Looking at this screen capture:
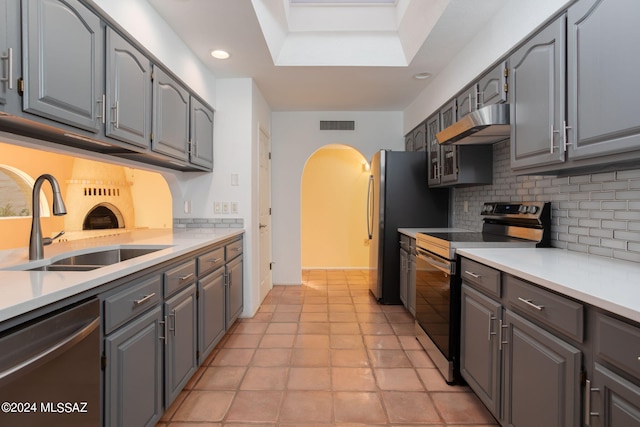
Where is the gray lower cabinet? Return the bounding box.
[189,96,214,169]
[152,66,190,161]
[198,267,226,362]
[399,242,408,308]
[460,284,501,416]
[22,0,104,133]
[502,310,581,427]
[407,248,416,316]
[399,234,416,316]
[164,283,198,407]
[226,254,243,327]
[510,12,566,170]
[106,28,152,149]
[460,258,582,427]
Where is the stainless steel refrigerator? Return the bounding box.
[367,150,449,304]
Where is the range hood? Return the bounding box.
[436,103,510,145]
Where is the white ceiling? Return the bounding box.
[146,0,508,111]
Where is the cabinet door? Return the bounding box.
[0,0,19,110]
[503,310,581,427]
[592,363,640,427]
[440,99,459,183]
[412,123,426,152]
[407,251,416,317]
[404,132,414,152]
[199,267,226,362]
[226,255,243,327]
[567,0,640,160]
[106,28,152,148]
[190,96,214,169]
[510,15,566,170]
[22,0,104,132]
[399,248,408,307]
[105,306,163,427]
[460,285,501,417]
[478,61,507,107]
[165,284,198,407]
[426,113,441,186]
[152,66,190,161]
[456,84,478,119]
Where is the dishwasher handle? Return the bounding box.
[0,317,99,387]
[416,248,453,275]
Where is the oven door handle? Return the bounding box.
[416,248,452,275]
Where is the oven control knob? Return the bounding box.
[528,205,538,214]
[482,204,493,213]
[518,205,527,213]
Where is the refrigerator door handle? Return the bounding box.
[366,175,374,239]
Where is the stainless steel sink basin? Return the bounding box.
[13,246,171,272]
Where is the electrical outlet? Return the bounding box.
[464,200,469,213]
[222,201,230,214]
[184,200,191,214]
[230,201,239,214]
[214,201,222,214]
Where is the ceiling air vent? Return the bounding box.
[320,120,355,131]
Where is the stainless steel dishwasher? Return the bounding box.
[0,299,100,426]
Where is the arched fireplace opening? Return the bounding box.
[83,203,124,230]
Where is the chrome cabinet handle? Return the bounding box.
[499,319,509,351]
[111,101,119,128]
[562,120,572,151]
[96,94,105,124]
[488,315,497,341]
[178,273,194,282]
[159,316,167,342]
[517,297,544,311]
[207,257,223,263]
[169,311,176,336]
[584,379,600,426]
[464,270,481,279]
[1,47,13,89]
[550,125,561,154]
[133,293,156,306]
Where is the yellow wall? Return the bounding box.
[301,145,370,268]
[0,141,172,250]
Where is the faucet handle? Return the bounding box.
[43,230,65,246]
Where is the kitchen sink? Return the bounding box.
[6,246,172,272]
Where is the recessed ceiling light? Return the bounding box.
[210,49,230,59]
[413,72,431,80]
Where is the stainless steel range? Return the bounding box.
[414,201,551,384]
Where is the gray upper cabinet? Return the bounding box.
[0,0,19,110]
[412,123,426,152]
[152,66,190,161]
[456,84,478,119]
[404,131,414,151]
[566,0,640,160]
[510,13,566,170]
[426,113,441,186]
[478,61,507,107]
[22,0,104,133]
[190,96,214,169]
[106,28,152,149]
[440,99,458,183]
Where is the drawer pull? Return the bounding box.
[584,379,600,426]
[207,257,223,263]
[133,293,156,306]
[518,297,545,311]
[464,270,481,279]
[159,316,167,343]
[231,247,241,252]
[499,319,509,351]
[488,315,497,341]
[178,273,194,282]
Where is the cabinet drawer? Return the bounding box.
[197,246,224,276]
[504,275,583,342]
[104,275,162,334]
[164,260,196,296]
[595,313,640,381]
[225,239,243,261]
[461,258,501,298]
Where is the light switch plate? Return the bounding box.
[214,201,222,214]
[222,201,230,214]
[231,201,238,214]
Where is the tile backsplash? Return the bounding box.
[452,140,640,263]
[174,218,244,229]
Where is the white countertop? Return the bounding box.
[0,228,243,324]
[457,247,640,323]
[398,228,469,239]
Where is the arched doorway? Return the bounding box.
[301,144,370,269]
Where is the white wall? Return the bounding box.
[404,0,571,133]
[271,111,403,285]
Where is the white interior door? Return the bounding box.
[259,127,273,300]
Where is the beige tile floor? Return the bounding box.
[156,269,499,426]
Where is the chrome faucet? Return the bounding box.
[29,174,67,260]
